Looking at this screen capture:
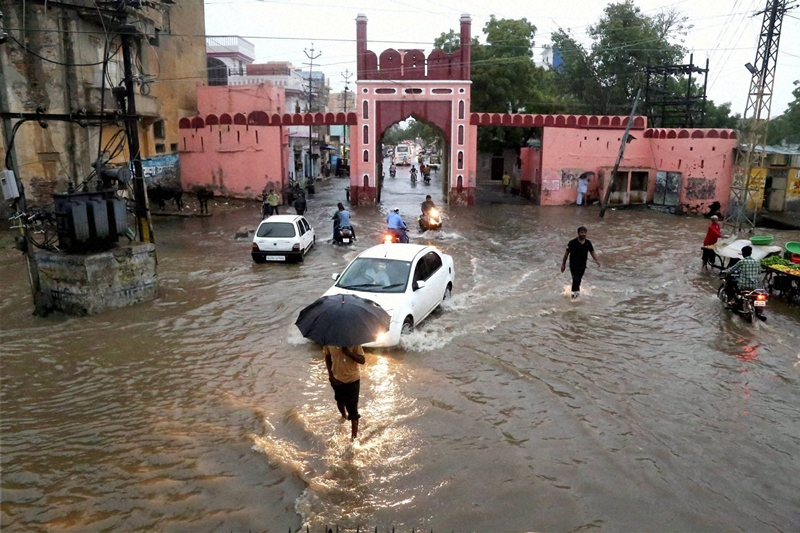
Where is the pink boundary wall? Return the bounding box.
[524,127,738,213]
[179,85,289,199]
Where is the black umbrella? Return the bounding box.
[295,294,391,347]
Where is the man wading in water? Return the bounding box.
[323,345,366,440]
[561,226,601,299]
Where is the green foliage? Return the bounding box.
[435,16,567,152]
[552,1,690,114]
[381,119,442,150]
[428,1,739,152]
[704,100,741,129]
[767,81,800,145]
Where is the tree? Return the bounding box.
[767,80,800,145]
[551,1,692,115]
[381,119,442,150]
[434,17,565,152]
[704,100,741,130]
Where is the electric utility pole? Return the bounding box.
[342,68,352,161]
[119,23,154,244]
[303,44,321,179]
[600,89,642,218]
[724,0,795,234]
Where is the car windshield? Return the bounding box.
[336,258,411,293]
[256,222,296,238]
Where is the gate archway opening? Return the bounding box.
[375,114,449,204]
[350,13,476,205]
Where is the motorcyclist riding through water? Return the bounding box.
[717,244,768,322]
[410,165,418,183]
[419,195,441,231]
[332,202,356,244]
[725,245,760,306]
[389,163,397,177]
[386,208,409,243]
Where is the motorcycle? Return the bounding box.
[410,170,417,184]
[336,225,355,245]
[382,227,409,244]
[418,208,442,231]
[717,270,768,323]
[389,168,396,178]
[423,170,431,184]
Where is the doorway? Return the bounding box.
[491,157,504,181]
[653,171,681,207]
[764,170,788,212]
[608,169,651,205]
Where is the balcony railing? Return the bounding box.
[206,36,256,62]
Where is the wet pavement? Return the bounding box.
[1,162,799,532]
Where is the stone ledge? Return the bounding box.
[33,244,158,315]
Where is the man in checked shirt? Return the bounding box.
[725,245,761,307]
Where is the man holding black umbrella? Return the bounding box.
[323,345,366,440]
[296,293,390,440]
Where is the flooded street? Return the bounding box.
[2,164,800,532]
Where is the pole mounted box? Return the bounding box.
[1,169,20,200]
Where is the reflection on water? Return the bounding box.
[251,355,422,529]
[1,171,800,532]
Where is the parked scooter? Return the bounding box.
[717,270,768,323]
[418,208,442,231]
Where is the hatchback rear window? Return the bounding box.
[256,222,296,238]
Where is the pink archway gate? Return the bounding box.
[351,13,476,205]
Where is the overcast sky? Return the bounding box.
[203,0,800,117]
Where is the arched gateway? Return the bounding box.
[350,14,477,205]
[180,13,737,215]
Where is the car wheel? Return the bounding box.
[401,316,414,335]
[443,283,452,301]
[312,235,316,248]
[298,249,305,263]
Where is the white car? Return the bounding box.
[323,243,455,347]
[251,215,315,263]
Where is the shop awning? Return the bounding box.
[320,144,340,153]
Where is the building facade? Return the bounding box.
[0,0,206,210]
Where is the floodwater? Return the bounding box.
[2,162,800,532]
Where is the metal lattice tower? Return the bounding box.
[725,0,795,234]
[644,54,710,128]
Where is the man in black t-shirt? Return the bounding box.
[561,226,601,298]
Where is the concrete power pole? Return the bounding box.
[724,0,795,234]
[303,44,321,179]
[120,23,154,244]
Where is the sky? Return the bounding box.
[203,0,800,117]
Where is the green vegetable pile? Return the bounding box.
[761,255,800,272]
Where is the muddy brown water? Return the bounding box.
[2,167,799,532]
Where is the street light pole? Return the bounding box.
[303,44,321,179]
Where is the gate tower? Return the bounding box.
[350,13,477,205]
